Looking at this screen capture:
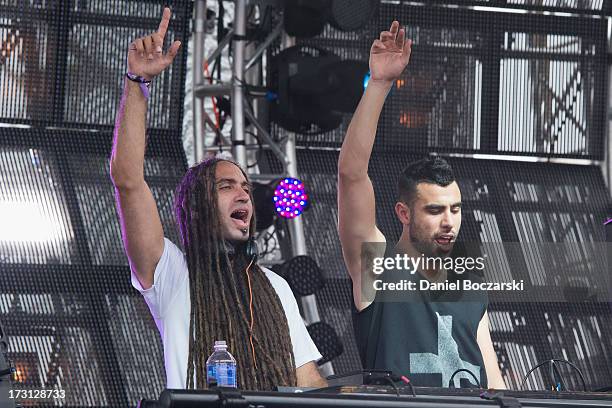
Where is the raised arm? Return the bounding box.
[110,7,181,289]
[337,21,411,310]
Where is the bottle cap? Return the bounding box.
[214,340,227,349]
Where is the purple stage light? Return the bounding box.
[274,178,308,219]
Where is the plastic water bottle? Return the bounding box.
[206,340,237,388]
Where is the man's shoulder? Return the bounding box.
[158,237,189,273]
[162,237,187,259]
[260,266,292,296]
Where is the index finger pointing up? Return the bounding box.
[157,7,171,39]
[389,21,399,34]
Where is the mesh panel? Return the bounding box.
[105,294,166,403]
[0,18,50,121]
[0,289,166,406]
[281,2,607,159]
[0,146,78,264]
[505,0,604,11]
[0,1,185,129]
[69,155,182,266]
[64,24,179,128]
[1,1,191,406]
[490,303,612,391]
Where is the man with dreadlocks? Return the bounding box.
[110,8,326,391]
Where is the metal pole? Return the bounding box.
[232,0,247,167]
[280,32,311,280]
[606,66,612,198]
[245,22,283,71]
[284,135,309,260]
[205,27,234,66]
[606,18,612,198]
[192,0,207,163]
[244,106,289,168]
[280,32,333,377]
[194,83,232,98]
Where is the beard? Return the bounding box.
[409,221,454,258]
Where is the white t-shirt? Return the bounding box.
[131,237,322,389]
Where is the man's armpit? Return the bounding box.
[360,242,386,277]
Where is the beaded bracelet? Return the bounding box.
[125,72,152,99]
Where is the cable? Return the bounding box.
[521,360,551,391]
[521,359,587,392]
[522,359,555,391]
[216,0,225,77]
[245,258,257,369]
[448,368,481,388]
[382,376,400,397]
[399,375,416,397]
[260,229,278,258]
[244,130,262,169]
[246,3,257,23]
[255,229,276,258]
[202,61,221,129]
[234,77,269,98]
[555,359,587,392]
[552,361,566,392]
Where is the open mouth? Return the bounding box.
[434,235,454,246]
[230,209,249,226]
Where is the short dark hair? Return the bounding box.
[398,157,456,204]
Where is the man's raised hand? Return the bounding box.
[369,21,412,85]
[127,7,181,80]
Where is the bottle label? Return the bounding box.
[207,362,237,388]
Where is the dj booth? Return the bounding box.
[140,386,612,408]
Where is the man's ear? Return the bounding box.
[394,201,411,225]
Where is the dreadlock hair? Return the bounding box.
[398,157,456,206]
[174,157,297,391]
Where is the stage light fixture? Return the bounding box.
[306,322,344,365]
[270,45,368,133]
[283,0,329,37]
[281,255,325,296]
[329,0,378,32]
[273,178,309,219]
[283,0,378,38]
